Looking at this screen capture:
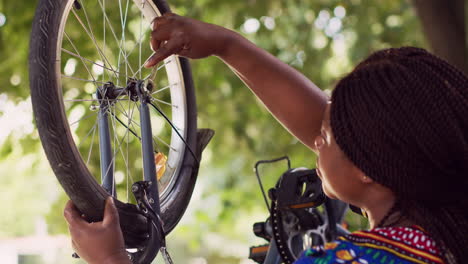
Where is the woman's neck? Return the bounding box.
[363,197,396,228]
[363,199,416,228]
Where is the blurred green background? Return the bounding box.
[0,0,465,263]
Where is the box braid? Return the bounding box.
[329,47,468,264]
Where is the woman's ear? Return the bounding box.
[361,175,373,184]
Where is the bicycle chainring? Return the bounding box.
[269,168,327,263]
[270,200,326,264]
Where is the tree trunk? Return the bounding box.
[411,0,468,74]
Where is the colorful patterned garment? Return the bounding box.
[294,226,444,264]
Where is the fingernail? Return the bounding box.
[145,54,157,68]
[144,59,154,68]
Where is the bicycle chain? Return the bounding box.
[160,247,174,264]
[271,199,325,264]
[271,200,296,264]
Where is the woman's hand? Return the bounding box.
[64,198,131,264]
[145,13,234,68]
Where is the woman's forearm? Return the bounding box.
[217,31,328,150]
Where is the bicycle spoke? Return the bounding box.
[143,58,172,81]
[151,84,175,95]
[133,55,159,79]
[101,109,134,189]
[64,99,98,102]
[112,105,175,151]
[113,97,136,121]
[114,110,142,140]
[77,118,99,150]
[62,48,128,78]
[102,0,106,82]
[113,124,135,182]
[116,99,180,136]
[78,1,119,79]
[63,32,98,88]
[149,101,199,163]
[150,97,178,108]
[145,65,158,82]
[64,98,127,102]
[61,75,109,85]
[85,121,99,166]
[139,6,142,79]
[124,25,149,66]
[113,100,143,130]
[153,134,177,152]
[71,7,119,81]
[118,0,131,86]
[102,105,125,188]
[114,103,138,125]
[97,0,136,77]
[109,110,142,141]
[116,143,132,193]
[148,100,180,131]
[69,111,99,127]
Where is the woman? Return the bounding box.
[64,13,468,264]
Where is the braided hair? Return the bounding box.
[329,47,468,264]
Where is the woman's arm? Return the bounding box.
[219,33,328,150]
[145,13,328,151]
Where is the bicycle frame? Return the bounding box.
[97,80,163,264]
[98,105,115,195]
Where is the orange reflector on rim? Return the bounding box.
[155,152,167,180]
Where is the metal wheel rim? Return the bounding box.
[54,0,188,204]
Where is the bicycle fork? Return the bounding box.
[97,80,167,264]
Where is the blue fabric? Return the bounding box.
[294,239,413,264]
[293,226,443,264]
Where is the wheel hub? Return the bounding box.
[96,78,154,103]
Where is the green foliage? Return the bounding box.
[0,1,37,98]
[0,0,430,262]
[0,142,59,237]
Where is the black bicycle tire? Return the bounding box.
[29,0,198,243]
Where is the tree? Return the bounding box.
[412,0,467,74]
[0,0,465,262]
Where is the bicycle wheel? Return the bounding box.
[29,0,198,245]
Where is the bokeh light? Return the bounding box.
[0,13,6,27]
[242,18,261,34]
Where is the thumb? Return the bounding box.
[103,197,120,227]
[64,200,87,228]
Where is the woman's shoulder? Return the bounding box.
[294,225,444,264]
